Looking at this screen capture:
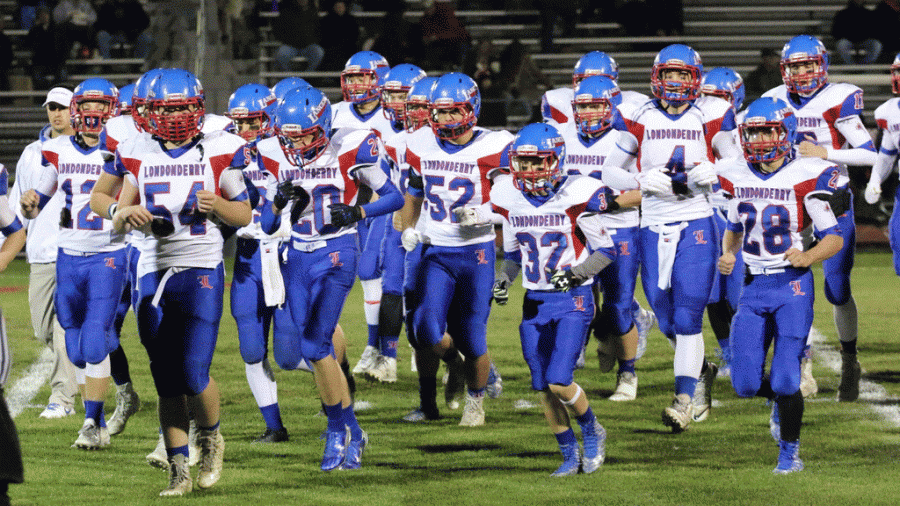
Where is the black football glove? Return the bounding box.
[273,180,295,211]
[492,279,509,306]
[329,203,364,228]
[59,208,72,228]
[547,268,580,292]
[150,216,175,237]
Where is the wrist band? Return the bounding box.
[107,203,118,220]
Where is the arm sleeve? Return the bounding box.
[826,114,876,166]
[871,129,899,184]
[804,195,841,236]
[0,195,23,236]
[218,167,250,201]
[569,247,616,279]
[497,257,521,286]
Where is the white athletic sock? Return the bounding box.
[673,333,704,379]
[84,356,110,379]
[245,360,278,408]
[75,365,86,385]
[833,295,858,343]
[361,278,382,326]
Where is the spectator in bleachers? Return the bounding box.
[27,6,65,89]
[370,0,421,66]
[320,1,360,70]
[53,0,98,59]
[95,0,152,60]
[647,0,683,36]
[745,48,782,103]
[0,19,12,93]
[874,0,900,61]
[537,0,577,53]
[832,0,882,65]
[18,1,50,32]
[498,38,552,122]
[417,0,470,71]
[272,0,325,72]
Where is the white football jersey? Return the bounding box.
[104,115,141,153]
[406,126,514,247]
[491,175,614,291]
[257,127,390,245]
[620,96,738,226]
[559,121,639,228]
[874,97,900,175]
[763,82,865,150]
[234,146,290,241]
[384,129,410,190]
[113,130,250,276]
[0,165,21,232]
[763,82,871,184]
[718,156,841,270]
[202,113,233,134]
[332,101,401,143]
[37,136,125,253]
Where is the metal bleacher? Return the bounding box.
[254,0,890,131]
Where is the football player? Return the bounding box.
[492,123,613,476]
[600,44,741,431]
[331,51,396,378]
[223,83,296,443]
[90,68,252,496]
[762,35,874,401]
[0,163,26,505]
[256,86,403,471]
[541,50,657,368]
[399,73,514,425]
[866,53,900,275]
[557,75,644,401]
[699,66,747,378]
[364,63,426,383]
[718,97,844,474]
[20,78,127,450]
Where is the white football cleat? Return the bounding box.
[608,371,638,401]
[352,346,379,375]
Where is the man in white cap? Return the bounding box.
[7,87,79,418]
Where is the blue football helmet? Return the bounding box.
[651,44,703,103]
[227,83,277,141]
[341,51,390,104]
[271,77,311,101]
[429,73,480,140]
[572,51,619,87]
[700,67,745,111]
[381,64,426,124]
[572,75,622,137]
[739,97,798,164]
[274,86,333,165]
[117,83,135,116]
[71,78,118,134]
[509,123,566,195]
[780,35,828,95]
[132,68,164,132]
[147,68,205,143]
[405,76,437,132]
[891,53,900,95]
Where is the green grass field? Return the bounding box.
[2,251,899,506]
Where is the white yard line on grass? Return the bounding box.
[809,326,900,427]
[7,347,54,418]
